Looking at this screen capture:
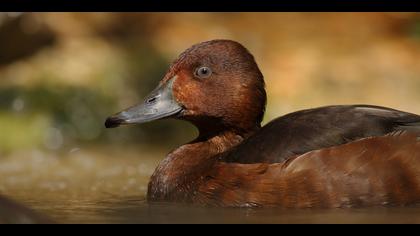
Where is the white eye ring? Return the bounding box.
[195,66,212,79]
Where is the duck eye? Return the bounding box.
[195,66,212,79]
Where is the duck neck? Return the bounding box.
[147,129,247,202]
[192,117,261,141]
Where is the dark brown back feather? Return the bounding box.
[221,105,420,164]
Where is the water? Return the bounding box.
[6,196,420,224]
[1,147,420,224]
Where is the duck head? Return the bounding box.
[105,40,266,137]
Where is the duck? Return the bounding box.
[105,39,420,208]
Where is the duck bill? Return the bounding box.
[105,77,183,128]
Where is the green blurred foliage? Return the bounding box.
[408,18,420,40]
[0,13,197,152]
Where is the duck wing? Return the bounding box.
[221,105,420,164]
[201,132,420,208]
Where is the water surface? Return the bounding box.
[1,147,420,224]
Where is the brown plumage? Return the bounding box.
[197,132,420,208]
[106,39,420,208]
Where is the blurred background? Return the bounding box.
[1,13,420,222]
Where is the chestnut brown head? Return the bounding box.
[105,40,266,136]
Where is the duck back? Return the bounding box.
[222,105,420,164]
